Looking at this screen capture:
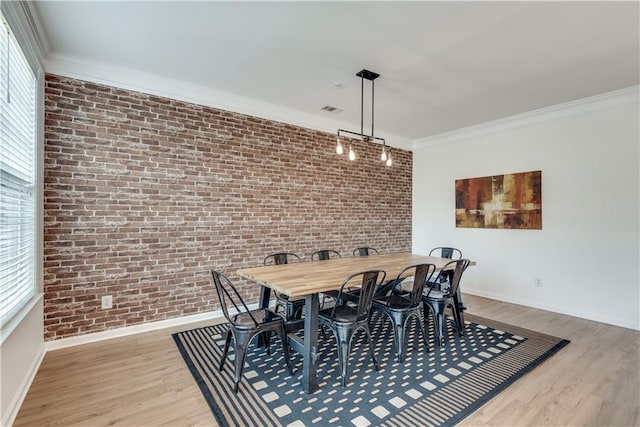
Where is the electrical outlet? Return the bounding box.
[101,295,113,309]
[534,277,543,288]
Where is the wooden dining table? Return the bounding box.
[237,252,472,393]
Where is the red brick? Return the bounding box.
[43,74,412,341]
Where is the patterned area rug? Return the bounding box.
[173,312,569,427]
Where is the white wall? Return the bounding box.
[1,298,45,426]
[413,87,639,330]
[1,2,46,425]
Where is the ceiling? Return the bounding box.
[30,1,639,146]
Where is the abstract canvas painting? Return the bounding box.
[455,170,542,229]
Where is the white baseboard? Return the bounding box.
[3,344,45,427]
[44,307,243,352]
[463,288,640,331]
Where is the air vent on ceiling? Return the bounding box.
[321,105,343,113]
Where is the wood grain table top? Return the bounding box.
[237,253,474,297]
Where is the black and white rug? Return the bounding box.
[173,312,569,427]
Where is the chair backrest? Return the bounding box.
[311,249,342,261]
[429,246,462,260]
[391,263,436,306]
[430,259,470,296]
[330,270,386,322]
[353,247,379,257]
[448,259,470,295]
[211,270,258,327]
[263,252,302,266]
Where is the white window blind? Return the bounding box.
[0,15,36,327]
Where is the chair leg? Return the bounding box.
[320,294,328,310]
[364,325,378,371]
[426,301,446,346]
[422,303,435,347]
[435,312,445,346]
[396,310,429,361]
[286,302,295,321]
[337,330,351,387]
[293,303,304,320]
[261,331,272,355]
[275,324,294,376]
[328,325,353,387]
[232,331,252,394]
[274,300,284,317]
[451,303,464,337]
[219,329,233,371]
[319,323,329,340]
[452,296,465,336]
[394,315,406,363]
[415,311,430,354]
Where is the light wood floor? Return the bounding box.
[13,295,640,426]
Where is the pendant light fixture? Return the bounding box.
[335,69,391,166]
[335,135,343,155]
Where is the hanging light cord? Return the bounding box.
[371,79,374,140]
[360,74,364,136]
[4,22,9,103]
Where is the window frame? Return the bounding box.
[0,4,44,342]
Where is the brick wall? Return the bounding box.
[43,74,412,340]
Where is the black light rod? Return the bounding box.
[360,74,364,136]
[371,79,375,138]
[337,129,386,145]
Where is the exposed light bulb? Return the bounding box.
[348,145,356,161]
[381,147,387,161]
[386,152,392,166]
[336,136,344,155]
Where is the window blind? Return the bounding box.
[0,15,36,327]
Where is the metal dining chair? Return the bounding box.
[353,247,379,257]
[429,246,465,316]
[311,249,342,261]
[372,263,436,362]
[422,259,470,346]
[311,250,343,308]
[264,252,305,321]
[429,246,462,260]
[318,269,386,387]
[211,270,293,393]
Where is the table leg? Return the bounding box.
[302,293,319,394]
[258,285,271,309]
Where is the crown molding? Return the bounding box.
[44,51,413,151]
[413,86,640,150]
[1,0,47,70]
[22,1,50,56]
